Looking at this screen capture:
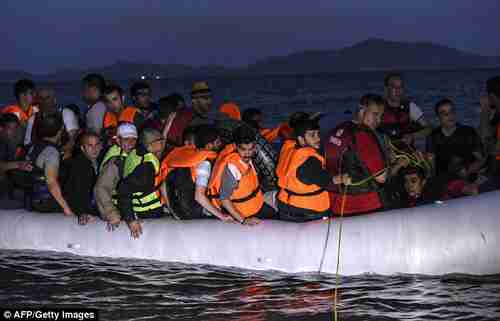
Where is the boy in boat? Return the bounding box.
[276,118,351,222]
[401,165,478,207]
[208,125,275,225]
[117,128,165,239]
[162,125,234,221]
[95,123,138,230]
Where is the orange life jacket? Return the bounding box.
[1,104,36,123]
[208,151,264,218]
[277,146,330,212]
[118,106,140,124]
[260,122,288,143]
[159,145,217,183]
[103,111,118,129]
[276,140,297,179]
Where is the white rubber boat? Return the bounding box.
[0,191,498,275]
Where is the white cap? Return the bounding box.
[117,123,138,138]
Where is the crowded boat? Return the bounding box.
[1,72,500,240]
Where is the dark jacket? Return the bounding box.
[64,153,99,216]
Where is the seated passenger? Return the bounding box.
[0,114,32,198]
[118,128,165,239]
[24,113,74,215]
[82,74,107,135]
[426,98,485,177]
[163,82,213,147]
[1,79,37,126]
[208,125,275,225]
[163,125,233,221]
[101,84,125,147]
[277,119,350,222]
[379,72,429,142]
[119,81,156,131]
[242,108,289,143]
[63,132,102,225]
[401,166,478,208]
[325,94,389,215]
[95,123,138,230]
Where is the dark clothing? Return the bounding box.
[297,156,331,189]
[278,200,330,222]
[426,124,483,176]
[117,161,160,222]
[0,138,16,162]
[63,154,99,217]
[252,203,276,220]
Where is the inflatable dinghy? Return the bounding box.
[0,192,499,275]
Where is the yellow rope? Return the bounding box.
[333,186,347,321]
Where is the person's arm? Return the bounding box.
[193,161,233,221]
[296,156,333,189]
[94,160,121,224]
[46,165,73,216]
[195,186,233,222]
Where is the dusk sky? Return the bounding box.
[1,0,499,73]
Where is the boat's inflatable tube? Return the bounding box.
[0,192,499,275]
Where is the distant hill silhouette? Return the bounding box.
[1,39,499,81]
[247,38,500,74]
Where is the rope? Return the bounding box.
[333,186,347,321]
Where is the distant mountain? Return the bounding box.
[247,38,500,74]
[1,39,499,82]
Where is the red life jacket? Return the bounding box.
[324,121,387,215]
[380,101,411,138]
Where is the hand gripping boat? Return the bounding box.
[0,191,498,275]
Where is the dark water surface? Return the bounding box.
[1,250,499,321]
[2,69,500,320]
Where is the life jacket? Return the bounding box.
[1,104,37,123]
[102,111,119,146]
[123,149,163,214]
[25,141,60,202]
[161,145,217,219]
[380,101,411,139]
[103,111,118,130]
[208,152,264,218]
[260,123,290,143]
[277,146,330,213]
[325,122,385,195]
[118,106,140,124]
[276,140,297,178]
[100,145,128,205]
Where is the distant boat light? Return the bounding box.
[141,75,146,80]
[155,75,160,80]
